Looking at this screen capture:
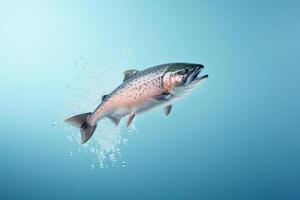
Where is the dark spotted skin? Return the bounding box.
[89,64,169,125]
[88,63,201,126]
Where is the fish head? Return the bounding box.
[163,63,208,93]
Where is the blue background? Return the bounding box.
[1,0,299,199]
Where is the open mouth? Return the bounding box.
[194,73,208,81]
[185,65,208,86]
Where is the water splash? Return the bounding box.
[62,50,137,168]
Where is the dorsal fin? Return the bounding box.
[123,69,139,82]
[102,94,108,101]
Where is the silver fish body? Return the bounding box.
[65,63,208,144]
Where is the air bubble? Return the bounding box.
[90,147,95,154]
[121,162,127,167]
[127,130,133,135]
[52,122,58,128]
[109,154,116,162]
[122,138,128,145]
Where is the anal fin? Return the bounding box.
[163,105,172,116]
[126,113,135,127]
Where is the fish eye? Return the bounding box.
[177,69,189,75]
[178,69,189,75]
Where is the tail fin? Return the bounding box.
[64,113,97,144]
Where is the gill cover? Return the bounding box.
[162,70,186,92]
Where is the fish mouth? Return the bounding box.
[184,65,208,86]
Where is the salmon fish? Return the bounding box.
[65,63,208,144]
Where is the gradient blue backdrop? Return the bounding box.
[1,0,299,199]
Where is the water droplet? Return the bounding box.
[95,149,100,154]
[52,122,58,128]
[90,147,95,154]
[127,130,133,135]
[109,154,116,162]
[91,164,95,170]
[121,161,127,167]
[122,138,128,145]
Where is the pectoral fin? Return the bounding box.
[123,69,139,82]
[126,113,135,127]
[163,105,172,116]
[152,92,171,101]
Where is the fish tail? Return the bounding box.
[64,112,97,144]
